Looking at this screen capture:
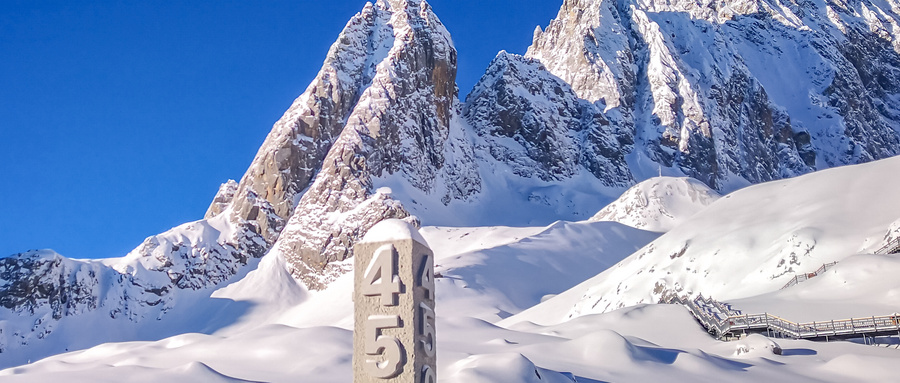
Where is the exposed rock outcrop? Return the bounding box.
[523,0,900,189]
[270,0,480,288]
[464,52,633,186]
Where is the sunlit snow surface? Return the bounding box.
[5,157,900,382]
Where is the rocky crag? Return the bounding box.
[525,0,900,189]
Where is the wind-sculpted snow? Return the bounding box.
[590,176,721,232]
[511,156,900,324]
[8,193,900,380]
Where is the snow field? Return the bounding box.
[6,157,900,381]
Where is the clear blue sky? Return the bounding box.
[0,0,563,259]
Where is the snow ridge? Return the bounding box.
[589,176,720,232]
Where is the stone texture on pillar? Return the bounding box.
[353,219,436,383]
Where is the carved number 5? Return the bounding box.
[420,303,436,357]
[363,244,402,306]
[365,315,405,379]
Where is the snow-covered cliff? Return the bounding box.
[525,0,900,188]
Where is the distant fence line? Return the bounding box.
[780,262,838,290]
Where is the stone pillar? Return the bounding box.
[353,219,436,383]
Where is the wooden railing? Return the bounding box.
[874,236,900,255]
[780,262,838,290]
[778,236,899,291]
[662,293,900,341]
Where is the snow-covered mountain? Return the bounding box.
[527,0,900,189]
[6,156,900,382]
[0,211,271,366]
[5,0,900,378]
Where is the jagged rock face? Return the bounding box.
[204,179,237,219]
[124,219,266,290]
[464,53,633,186]
[218,0,405,244]
[522,0,900,189]
[0,213,268,350]
[0,2,479,345]
[271,0,480,289]
[0,251,102,320]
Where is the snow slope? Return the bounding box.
[590,176,721,232]
[508,155,900,326]
[0,219,659,381]
[732,252,900,321]
[7,156,900,381]
[7,305,900,382]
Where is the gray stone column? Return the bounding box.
[353,219,436,383]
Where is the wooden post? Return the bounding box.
[353,219,437,383]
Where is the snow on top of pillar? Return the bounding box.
[360,218,429,248]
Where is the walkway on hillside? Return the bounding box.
[875,236,900,255]
[780,238,899,290]
[664,239,900,341]
[662,293,900,342]
[780,262,838,290]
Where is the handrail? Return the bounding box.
[662,293,900,340]
[779,237,899,291]
[874,236,900,255]
[780,262,838,290]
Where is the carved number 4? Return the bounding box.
[363,244,402,306]
[419,253,435,301]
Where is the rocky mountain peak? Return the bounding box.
[262,0,479,289]
[219,1,400,246]
[522,0,900,189]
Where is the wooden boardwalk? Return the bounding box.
[662,293,900,342]
[664,239,900,341]
[875,236,900,255]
